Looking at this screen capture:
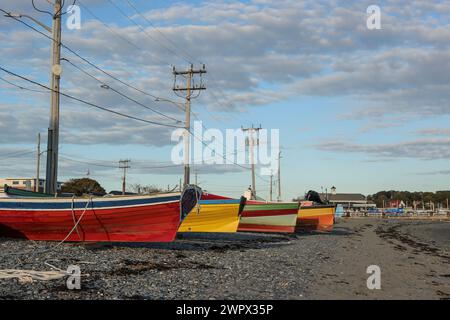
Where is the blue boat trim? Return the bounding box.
[0,195,181,210]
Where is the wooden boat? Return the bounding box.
[199,193,299,233]
[3,185,53,198]
[239,201,299,233]
[296,204,335,232]
[0,187,201,242]
[178,196,246,233]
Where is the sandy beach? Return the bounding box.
[0,218,448,300]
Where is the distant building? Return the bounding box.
[0,178,62,193]
[388,200,406,208]
[319,188,376,211]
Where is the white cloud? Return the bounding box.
[315,138,450,160]
[0,0,449,148]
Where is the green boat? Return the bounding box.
[3,185,53,198]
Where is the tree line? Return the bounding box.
[61,178,163,196]
[367,190,450,208]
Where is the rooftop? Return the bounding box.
[319,193,367,202]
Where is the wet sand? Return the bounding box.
[0,218,448,300]
[306,218,449,300]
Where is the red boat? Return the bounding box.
[0,188,201,242]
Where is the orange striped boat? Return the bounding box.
[296,204,335,232]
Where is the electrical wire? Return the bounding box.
[77,1,141,51]
[76,1,185,113]
[0,150,35,161]
[60,154,183,170]
[0,8,184,112]
[62,58,183,124]
[2,5,269,186]
[0,66,184,129]
[187,129,270,184]
[123,0,196,64]
[32,0,77,18]
[78,0,171,68]
[60,155,118,168]
[0,76,48,93]
[107,0,191,65]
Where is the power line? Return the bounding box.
[0,66,184,129]
[0,76,48,93]
[60,154,183,170]
[62,58,183,124]
[107,0,192,65]
[0,152,35,162]
[116,1,254,126]
[186,129,270,184]
[132,163,184,170]
[61,151,180,166]
[74,2,187,114]
[12,6,253,129]
[123,0,196,64]
[2,6,252,128]
[1,6,267,186]
[78,0,141,51]
[32,0,77,18]
[0,8,183,110]
[206,80,253,126]
[110,0,253,127]
[0,149,36,161]
[60,155,118,168]
[77,0,171,68]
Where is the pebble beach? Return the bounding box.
[0,218,448,300]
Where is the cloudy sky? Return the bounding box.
[0,0,449,199]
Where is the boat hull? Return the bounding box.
[239,202,299,233]
[178,199,242,233]
[0,194,186,242]
[296,205,335,232]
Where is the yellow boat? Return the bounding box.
[178,198,245,233]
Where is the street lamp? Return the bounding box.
[4,12,52,33]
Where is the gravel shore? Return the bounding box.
[0,218,448,300]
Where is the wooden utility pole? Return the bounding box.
[45,0,63,195]
[173,64,206,189]
[242,125,262,200]
[35,133,41,192]
[119,160,131,195]
[277,151,282,202]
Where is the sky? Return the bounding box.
[0,0,449,200]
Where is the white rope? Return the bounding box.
[0,198,95,283]
[0,269,67,283]
[5,197,93,255]
[55,196,92,247]
[195,187,201,215]
[71,196,82,240]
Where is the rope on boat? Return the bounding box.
[0,198,94,283]
[71,196,82,240]
[0,269,67,283]
[57,196,93,246]
[3,197,93,256]
[195,187,201,215]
